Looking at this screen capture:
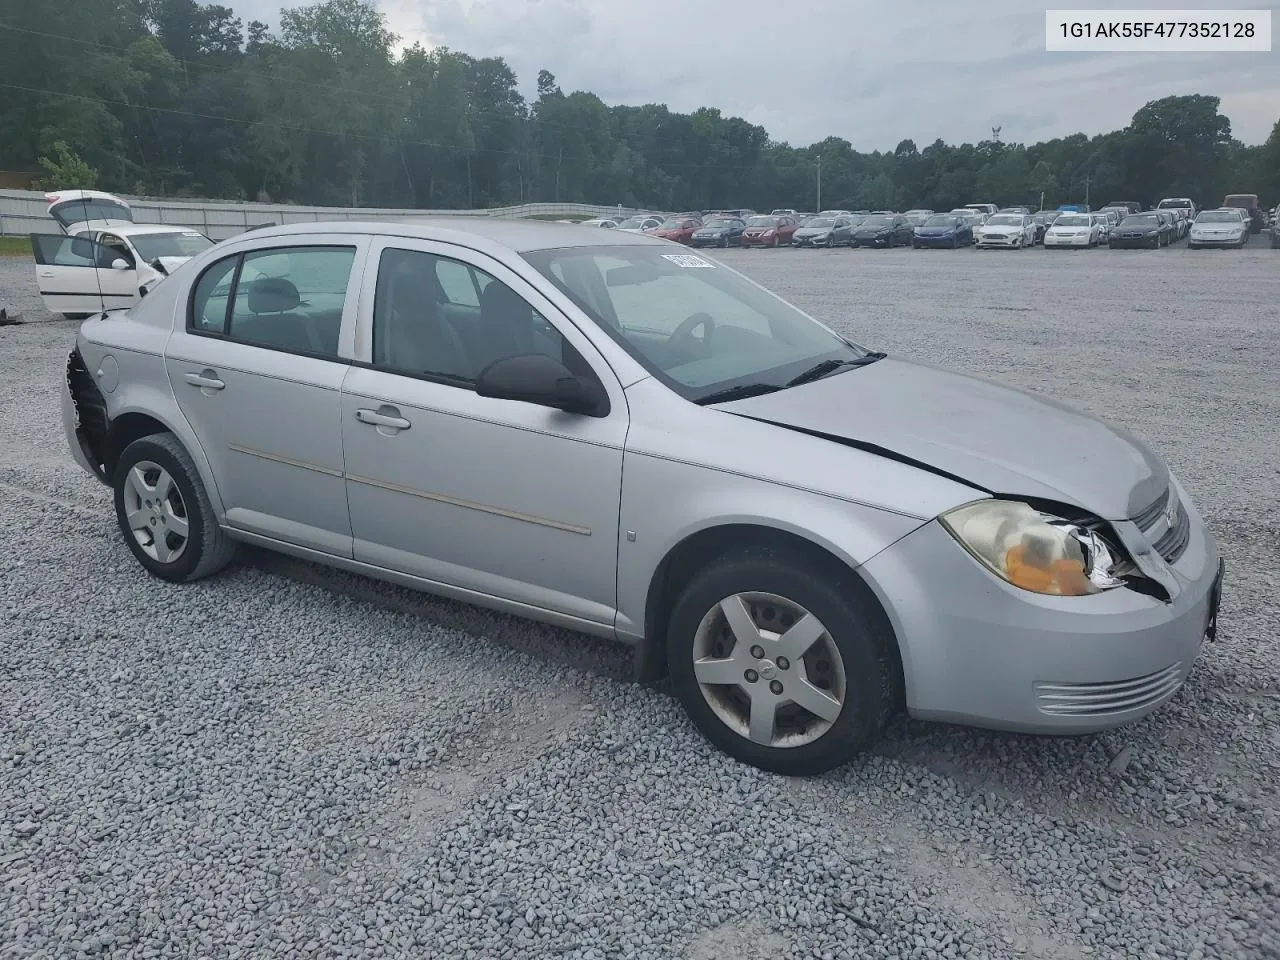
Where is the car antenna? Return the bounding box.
[78,191,108,316]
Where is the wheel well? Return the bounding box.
[106,413,170,477]
[636,524,904,695]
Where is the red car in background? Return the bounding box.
[741,214,798,247]
[652,216,703,244]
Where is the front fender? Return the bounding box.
[614,449,925,640]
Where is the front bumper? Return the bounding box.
[1044,234,1092,247]
[1110,234,1160,247]
[914,234,956,247]
[976,234,1020,247]
[860,487,1222,734]
[1189,234,1244,246]
[853,234,892,247]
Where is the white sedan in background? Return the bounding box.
[1188,208,1250,248]
[1043,213,1100,248]
[975,213,1035,249]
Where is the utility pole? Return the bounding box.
[816,154,822,212]
[1084,174,1091,209]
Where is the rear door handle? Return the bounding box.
[355,406,411,431]
[183,370,225,390]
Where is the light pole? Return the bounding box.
[816,154,822,212]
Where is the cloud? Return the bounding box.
[228,0,1279,146]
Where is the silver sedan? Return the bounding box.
[61,220,1223,775]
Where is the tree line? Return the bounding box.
[2,0,1277,213]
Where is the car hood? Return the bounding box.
[794,227,830,236]
[717,357,1167,520]
[916,226,954,235]
[854,225,892,234]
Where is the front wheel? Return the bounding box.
[113,433,236,583]
[772,236,779,248]
[667,546,899,775]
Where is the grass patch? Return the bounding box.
[0,236,31,256]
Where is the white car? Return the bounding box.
[581,218,619,229]
[975,213,1035,249]
[1043,213,1100,248]
[1157,197,1197,227]
[32,190,216,318]
[1188,208,1250,248]
[615,215,665,233]
[949,208,986,228]
[1091,213,1114,243]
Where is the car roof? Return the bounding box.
[233,217,668,253]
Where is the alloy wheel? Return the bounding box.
[122,460,190,563]
[691,592,846,748]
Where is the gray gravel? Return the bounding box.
[2,244,1278,960]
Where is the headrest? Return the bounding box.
[247,276,300,314]
[392,272,443,313]
[479,280,528,318]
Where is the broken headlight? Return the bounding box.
[940,500,1126,597]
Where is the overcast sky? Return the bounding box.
[232,0,1280,147]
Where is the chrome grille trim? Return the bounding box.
[1035,662,1184,717]
[1132,488,1170,531]
[1153,500,1191,564]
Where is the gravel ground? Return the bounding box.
[2,243,1278,960]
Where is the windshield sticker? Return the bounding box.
[661,254,715,268]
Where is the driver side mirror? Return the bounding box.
[475,353,607,417]
[110,258,130,271]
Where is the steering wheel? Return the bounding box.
[667,312,716,355]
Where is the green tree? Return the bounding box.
[32,140,100,189]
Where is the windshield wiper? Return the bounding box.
[694,382,785,405]
[785,351,886,387]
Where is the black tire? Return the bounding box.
[949,236,957,249]
[113,432,236,583]
[666,545,899,776]
[772,236,779,248]
[911,240,918,249]
[63,312,94,320]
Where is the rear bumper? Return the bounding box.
[860,496,1221,735]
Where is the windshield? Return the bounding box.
[1055,215,1090,227]
[923,215,956,227]
[1196,210,1241,223]
[985,215,1020,226]
[1158,200,1191,209]
[746,216,780,227]
[805,217,836,228]
[522,245,864,401]
[129,231,214,261]
[700,219,737,229]
[861,216,892,228]
[1122,215,1158,226]
[1034,212,1058,223]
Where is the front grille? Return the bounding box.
[1132,489,1169,530]
[1153,500,1191,564]
[1131,487,1191,565]
[1035,662,1184,717]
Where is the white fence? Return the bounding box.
[0,190,656,240]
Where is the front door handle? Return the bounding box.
[183,370,225,390]
[355,406,411,431]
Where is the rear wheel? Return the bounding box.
[62,312,93,320]
[113,433,236,583]
[667,546,898,775]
